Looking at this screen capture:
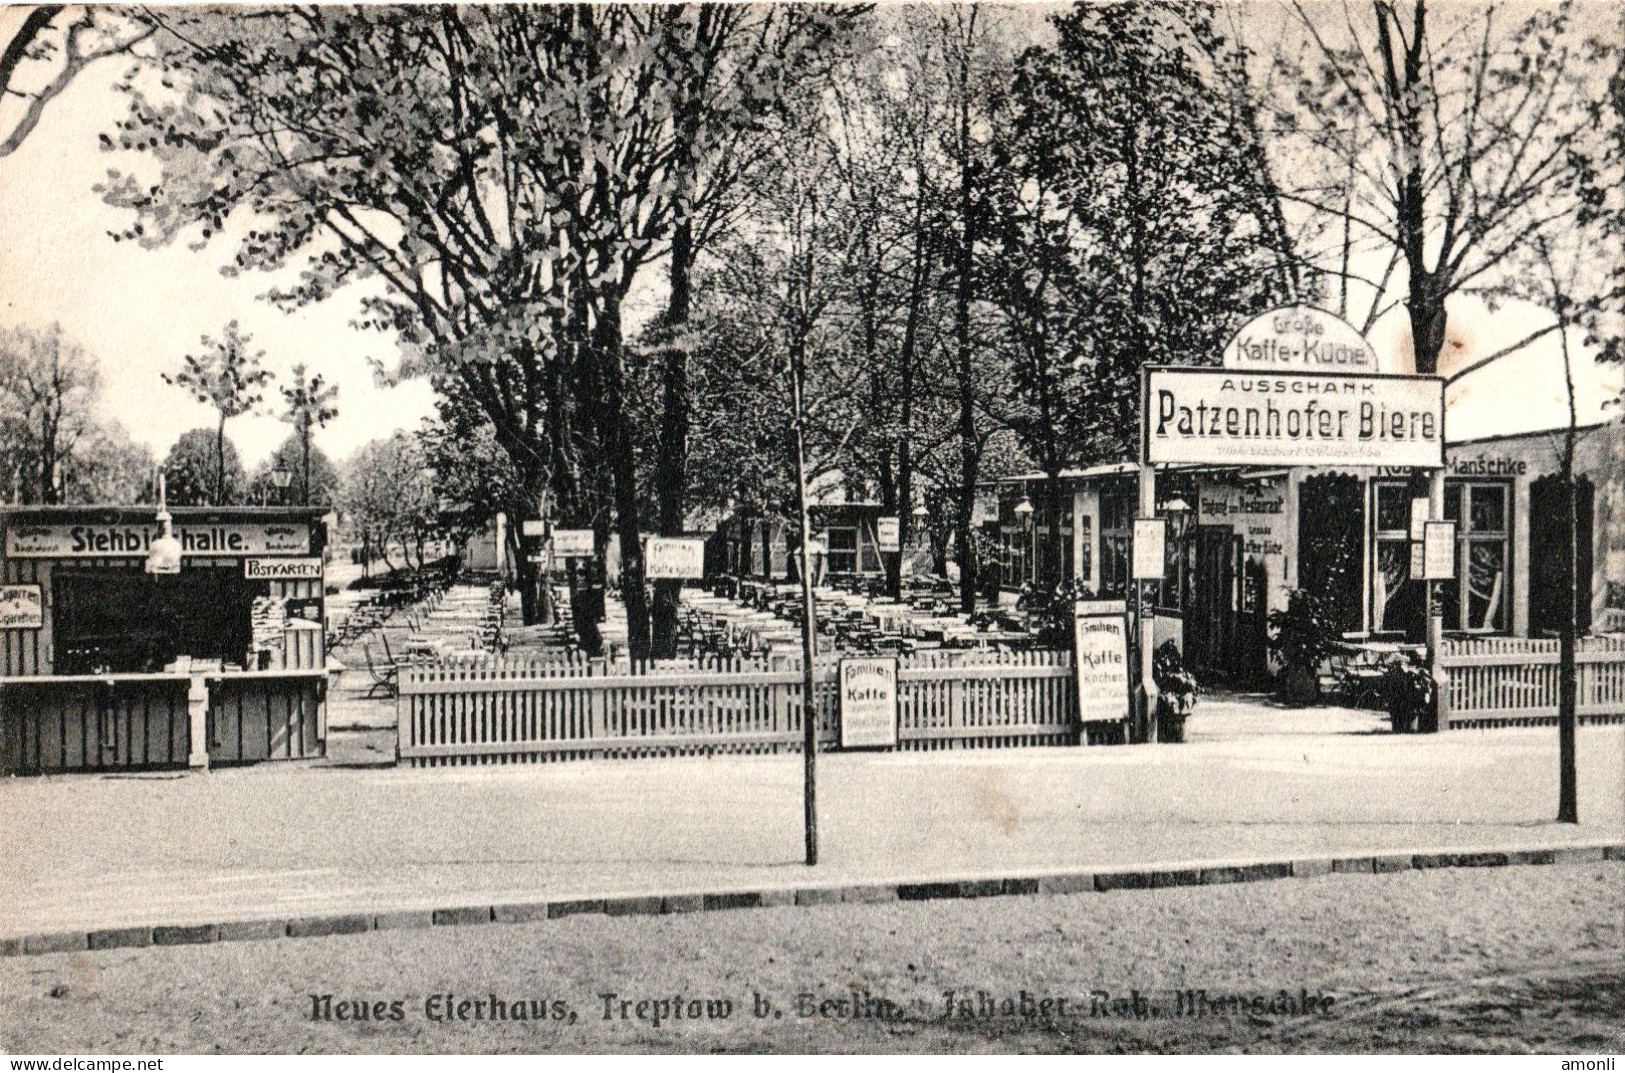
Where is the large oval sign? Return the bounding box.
[1222,306,1379,372]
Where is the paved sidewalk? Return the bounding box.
[1,703,1621,936]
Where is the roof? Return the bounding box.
[0,505,331,523]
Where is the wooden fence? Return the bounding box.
[1441,634,1625,728]
[397,649,1093,767]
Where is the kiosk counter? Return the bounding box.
[0,505,332,775]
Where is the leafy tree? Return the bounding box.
[339,434,437,573]
[0,6,152,157]
[101,6,852,660]
[161,427,245,507]
[0,322,100,504]
[60,422,155,504]
[248,435,339,509]
[162,320,273,506]
[984,2,1298,584]
[278,363,338,508]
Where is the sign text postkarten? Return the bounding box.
[1142,367,1444,469]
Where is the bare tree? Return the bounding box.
[0,322,99,503]
[1272,0,1595,373]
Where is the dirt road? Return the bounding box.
[4,862,1619,1054]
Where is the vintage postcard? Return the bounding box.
[0,1,1621,1058]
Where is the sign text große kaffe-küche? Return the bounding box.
[1142,367,1445,470]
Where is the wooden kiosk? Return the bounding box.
[0,505,331,775]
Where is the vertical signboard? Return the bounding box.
[876,516,901,553]
[1423,521,1457,580]
[1074,602,1130,723]
[1132,518,1166,580]
[838,657,899,749]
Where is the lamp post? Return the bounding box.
[271,462,293,507]
[1013,495,1035,589]
[1161,496,1193,611]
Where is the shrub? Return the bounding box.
[1266,589,1340,704]
[1152,640,1197,743]
[1384,653,1437,733]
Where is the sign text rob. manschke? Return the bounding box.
[1143,367,1444,469]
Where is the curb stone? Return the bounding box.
[153,924,218,946]
[220,920,287,942]
[287,914,371,939]
[88,926,152,951]
[3,841,1619,957]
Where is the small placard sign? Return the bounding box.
[1073,608,1130,722]
[520,520,547,538]
[0,584,44,629]
[876,516,901,553]
[838,657,899,749]
[551,529,596,558]
[1132,518,1166,580]
[1409,542,1426,580]
[645,536,705,579]
[1409,498,1430,541]
[1423,521,1457,580]
[244,557,323,581]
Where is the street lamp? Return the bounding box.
[145,472,181,576]
[271,462,293,506]
[1160,497,1193,543]
[1013,496,1035,528]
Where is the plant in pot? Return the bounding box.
[1152,640,1198,742]
[1383,651,1437,733]
[1266,589,1338,706]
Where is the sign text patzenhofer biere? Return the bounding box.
[1142,367,1445,470]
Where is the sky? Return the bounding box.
[0,4,1618,471]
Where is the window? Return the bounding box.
[53,567,256,674]
[1370,481,1425,640]
[1099,483,1135,599]
[826,527,858,575]
[1442,482,1511,633]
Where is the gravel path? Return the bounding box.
[3,720,1620,935]
[3,862,1619,1054]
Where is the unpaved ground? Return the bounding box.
[2,863,1619,1054]
[4,719,1620,936]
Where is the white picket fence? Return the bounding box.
[1440,634,1625,728]
[396,649,1105,767]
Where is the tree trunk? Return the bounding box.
[215,416,227,506]
[953,9,980,614]
[300,418,312,506]
[650,213,694,660]
[594,298,651,663]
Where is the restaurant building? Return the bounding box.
[0,504,332,775]
[711,503,891,583]
[986,417,1624,684]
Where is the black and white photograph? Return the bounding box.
[0,0,1621,1057]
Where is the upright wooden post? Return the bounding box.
[186,674,210,771]
[789,327,819,866]
[1136,464,1160,743]
[1427,467,1450,730]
